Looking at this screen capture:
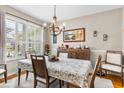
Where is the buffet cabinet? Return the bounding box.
[57,48,90,60]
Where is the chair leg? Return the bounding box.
[26,70,29,80]
[18,68,21,86]
[61,81,65,86]
[121,72,123,86]
[34,80,37,88]
[100,68,102,78]
[46,83,49,88]
[59,80,62,88]
[4,72,7,83]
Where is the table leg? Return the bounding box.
[26,70,29,80]
[18,68,21,86]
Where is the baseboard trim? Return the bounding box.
[0,71,26,83]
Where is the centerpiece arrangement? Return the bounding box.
[48,51,59,62]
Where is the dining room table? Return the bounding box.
[18,56,92,88]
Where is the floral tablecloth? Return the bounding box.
[18,56,92,88]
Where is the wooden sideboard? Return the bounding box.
[57,48,90,60]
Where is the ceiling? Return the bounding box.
[10,5,123,22]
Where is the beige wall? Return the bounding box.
[50,8,123,66]
[51,8,122,50]
[122,8,124,54]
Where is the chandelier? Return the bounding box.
[48,5,65,36]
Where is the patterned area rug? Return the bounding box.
[0,73,114,88]
[0,73,60,88]
[95,77,113,88]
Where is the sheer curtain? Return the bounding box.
[0,12,5,64]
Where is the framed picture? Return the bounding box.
[63,28,85,42]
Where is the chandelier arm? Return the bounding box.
[54,29,62,35]
[49,29,62,36]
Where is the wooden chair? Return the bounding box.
[57,50,68,58]
[100,50,124,86]
[89,55,102,88]
[66,55,101,88]
[25,50,36,80]
[57,51,69,87]
[87,55,113,88]
[31,55,59,88]
[66,55,113,88]
[0,64,7,83]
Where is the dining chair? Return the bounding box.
[89,55,113,88]
[0,64,7,83]
[59,52,68,58]
[57,50,69,87]
[89,55,102,88]
[66,55,101,88]
[100,50,123,86]
[31,55,59,88]
[25,50,36,80]
[66,55,113,88]
[57,50,68,58]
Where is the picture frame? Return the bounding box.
[63,28,85,42]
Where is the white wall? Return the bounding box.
[0,5,44,25]
[50,8,123,66]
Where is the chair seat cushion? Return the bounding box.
[95,77,113,88]
[101,64,122,73]
[36,76,56,83]
[0,69,6,74]
[85,76,113,88]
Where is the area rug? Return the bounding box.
[0,73,60,88]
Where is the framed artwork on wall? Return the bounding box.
[63,28,85,42]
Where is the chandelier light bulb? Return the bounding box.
[43,23,47,27]
[52,19,55,23]
[62,23,66,27]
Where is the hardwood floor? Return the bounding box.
[0,72,123,88]
[0,71,26,83]
[101,74,124,88]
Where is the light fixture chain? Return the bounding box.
[54,5,56,16]
[47,5,65,36]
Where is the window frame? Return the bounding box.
[5,14,43,62]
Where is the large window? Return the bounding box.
[5,15,43,61]
[26,23,42,54]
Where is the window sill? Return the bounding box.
[6,57,25,62]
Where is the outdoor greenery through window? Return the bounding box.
[5,15,43,61]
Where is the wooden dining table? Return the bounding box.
[18,56,92,88]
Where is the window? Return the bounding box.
[5,19,25,60]
[17,23,25,57]
[5,15,43,61]
[26,23,42,54]
[5,19,16,58]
